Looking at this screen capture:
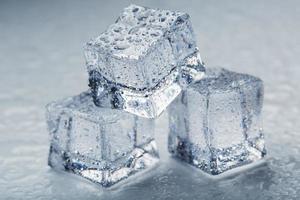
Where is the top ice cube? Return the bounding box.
[84,4,201,90]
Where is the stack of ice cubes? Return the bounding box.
[46,4,266,187]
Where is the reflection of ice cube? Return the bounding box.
[46,92,159,187]
[85,4,205,118]
[168,68,266,175]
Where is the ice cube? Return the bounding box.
[46,92,159,187]
[85,4,205,118]
[168,67,266,175]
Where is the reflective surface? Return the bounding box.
[1,0,300,199]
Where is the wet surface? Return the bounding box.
[0,0,300,199]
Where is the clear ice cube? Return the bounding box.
[168,67,266,175]
[46,92,159,187]
[85,4,205,118]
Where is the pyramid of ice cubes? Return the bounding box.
[46,4,266,187]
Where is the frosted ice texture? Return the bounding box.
[46,92,159,187]
[168,68,266,175]
[85,4,205,118]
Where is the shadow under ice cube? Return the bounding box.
[46,92,159,187]
[85,4,205,118]
[168,67,266,175]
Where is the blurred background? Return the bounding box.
[0,0,299,199]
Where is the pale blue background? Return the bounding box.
[0,0,299,199]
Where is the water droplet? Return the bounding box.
[114,43,130,50]
[129,27,139,34]
[132,7,139,13]
[150,32,160,37]
[160,17,166,22]
[138,16,147,21]
[113,26,122,33]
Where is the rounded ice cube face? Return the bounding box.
[46,92,159,187]
[85,4,198,90]
[207,89,244,149]
[168,68,266,175]
[239,77,264,139]
[68,114,138,162]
